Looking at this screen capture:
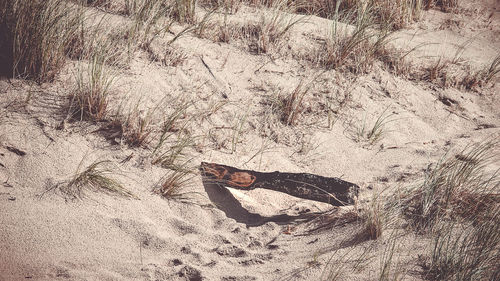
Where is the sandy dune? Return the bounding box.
[1,0,499,280]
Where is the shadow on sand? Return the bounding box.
[202,178,321,227]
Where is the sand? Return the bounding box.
[1,1,499,280]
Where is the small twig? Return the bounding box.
[200,55,216,79]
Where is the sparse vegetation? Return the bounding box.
[421,216,499,281]
[354,108,395,145]
[400,140,499,232]
[173,0,197,23]
[238,0,303,54]
[155,168,194,198]
[150,101,194,169]
[305,0,394,73]
[321,243,375,281]
[121,113,155,147]
[383,45,498,90]
[461,54,500,90]
[112,101,157,147]
[0,0,83,82]
[297,0,424,29]
[359,196,384,240]
[125,0,173,49]
[71,39,117,121]
[152,132,194,169]
[231,111,248,153]
[270,81,311,126]
[60,159,135,199]
[200,0,240,14]
[378,230,406,281]
[295,0,458,26]
[150,100,192,168]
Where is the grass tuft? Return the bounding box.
[151,100,193,168]
[152,132,194,169]
[421,215,499,281]
[271,81,311,126]
[243,0,303,54]
[308,0,394,73]
[354,107,395,145]
[400,139,500,232]
[71,40,117,121]
[359,197,384,240]
[112,101,157,147]
[296,0,457,28]
[155,168,193,199]
[61,159,136,199]
[0,0,83,82]
[173,0,197,24]
[461,54,500,90]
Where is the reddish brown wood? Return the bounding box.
[200,162,359,206]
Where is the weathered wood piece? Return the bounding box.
[200,162,359,206]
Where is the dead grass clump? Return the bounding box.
[60,160,136,199]
[460,54,500,90]
[115,108,155,147]
[199,0,241,14]
[423,57,449,83]
[295,0,458,27]
[380,46,418,78]
[302,208,360,234]
[303,196,388,240]
[306,1,393,74]
[425,0,459,12]
[83,0,110,7]
[172,0,197,23]
[271,82,311,126]
[358,199,384,240]
[382,46,498,91]
[71,42,117,121]
[242,0,303,54]
[296,0,424,30]
[421,214,499,281]
[123,0,169,18]
[354,192,401,243]
[215,22,239,43]
[0,0,83,82]
[145,44,188,67]
[155,168,193,198]
[400,140,500,232]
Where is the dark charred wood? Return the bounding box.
[199,162,359,206]
[6,146,26,156]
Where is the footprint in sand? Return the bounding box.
[141,264,173,280]
[239,258,265,266]
[111,218,168,251]
[178,265,203,281]
[180,245,204,263]
[214,245,248,258]
[247,240,263,249]
[166,258,184,267]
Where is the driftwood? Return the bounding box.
[200,162,359,206]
